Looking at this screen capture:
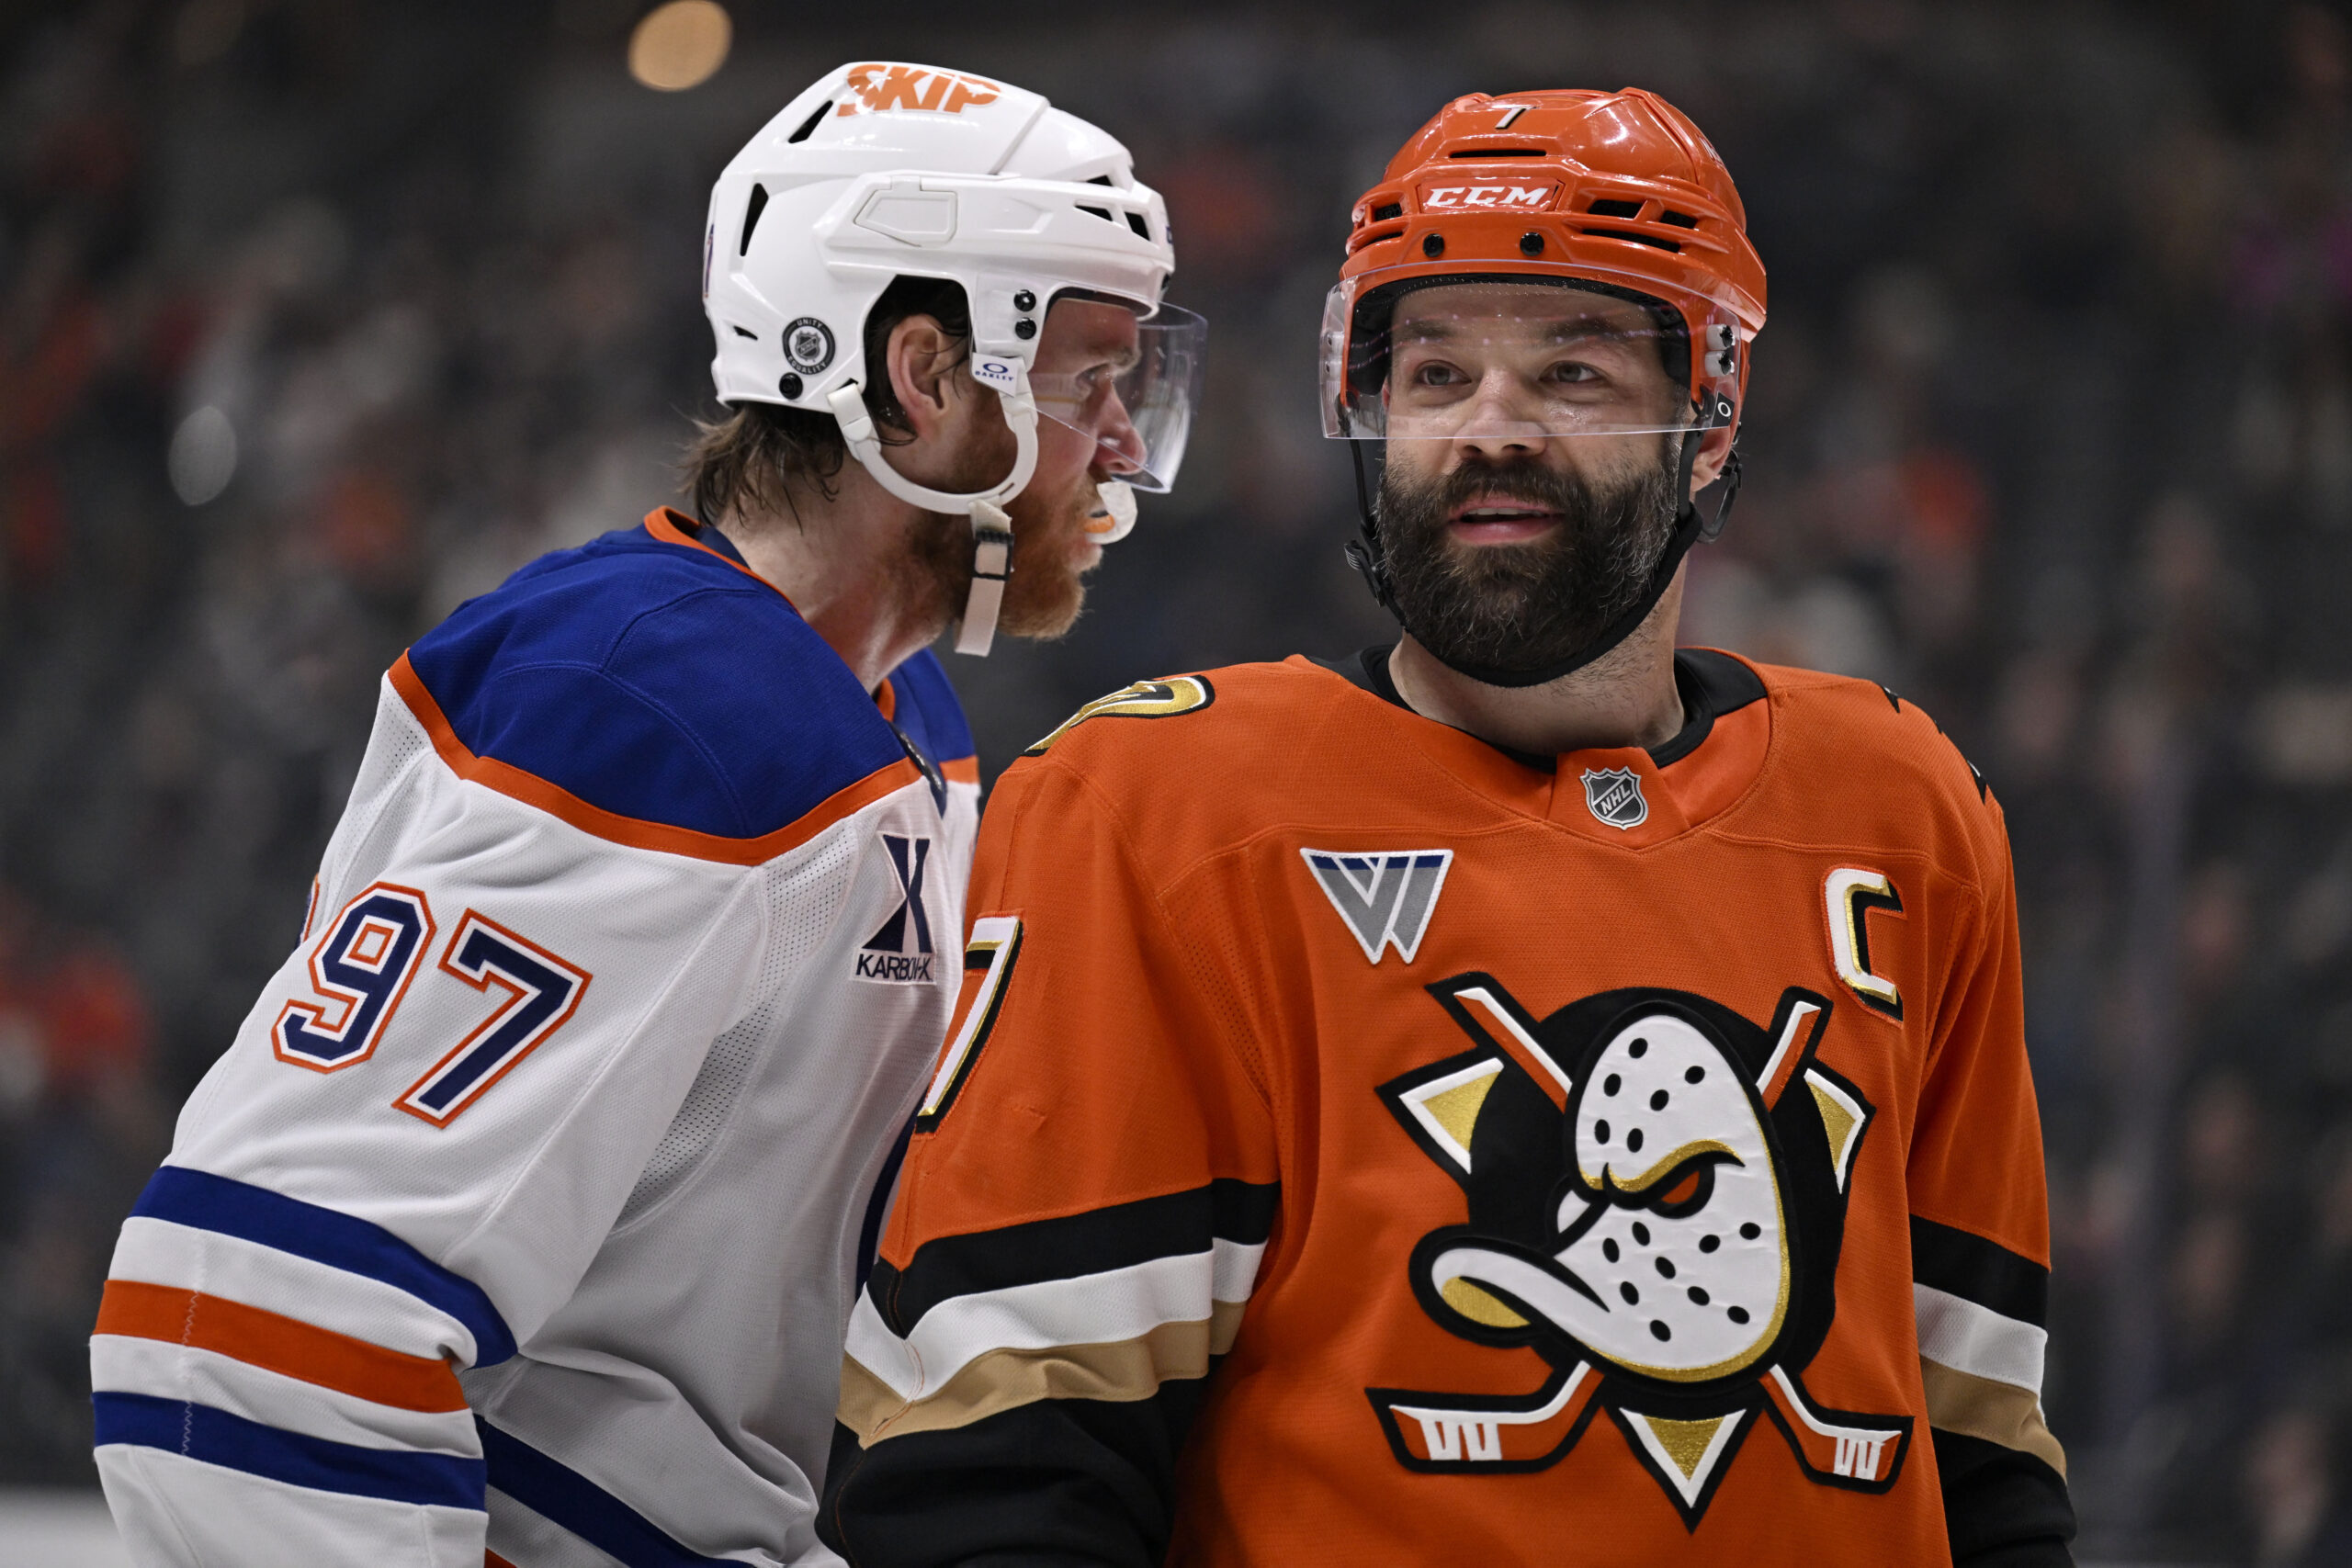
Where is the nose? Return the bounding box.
[1453,366,1548,462]
[1089,389,1148,479]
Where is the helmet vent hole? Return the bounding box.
[1586,197,1644,219]
[1659,209,1700,229]
[730,325,756,339]
[1581,227,1680,254]
[738,184,769,256]
[1125,211,1150,240]
[786,100,831,144]
[1371,202,1403,222]
[1080,175,1120,229]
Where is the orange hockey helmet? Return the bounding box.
[1324,86,1766,446]
[1329,87,1770,687]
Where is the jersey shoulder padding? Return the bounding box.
[401,518,910,843]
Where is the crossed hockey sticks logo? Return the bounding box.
[1368,973,1906,1529]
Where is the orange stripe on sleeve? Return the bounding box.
[486,1553,518,1568]
[942,756,980,785]
[95,1279,468,1414]
[389,655,922,866]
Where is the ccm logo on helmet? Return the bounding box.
[836,63,1001,118]
[1419,184,1557,211]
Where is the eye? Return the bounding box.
[1546,357,1605,386]
[1409,360,1468,388]
[1643,1153,1735,1220]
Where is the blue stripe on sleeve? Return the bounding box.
[94,1392,485,1510]
[479,1418,733,1567]
[130,1166,517,1366]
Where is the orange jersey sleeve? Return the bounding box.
[826,745,1282,1568]
[1901,797,2074,1556]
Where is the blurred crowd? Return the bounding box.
[4,0,2352,1558]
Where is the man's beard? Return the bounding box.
[902,448,1094,643]
[1377,444,1682,680]
[905,502,1091,640]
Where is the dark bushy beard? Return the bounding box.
[1377,444,1682,679]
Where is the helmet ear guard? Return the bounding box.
[825,370,1039,655]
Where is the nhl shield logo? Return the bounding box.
[1580,766,1648,829]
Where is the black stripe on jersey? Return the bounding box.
[1911,1215,2048,1327]
[871,1179,1280,1338]
[1933,1429,2075,1562]
[823,1374,1215,1566]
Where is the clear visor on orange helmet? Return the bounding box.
[1320,270,1741,441]
[1025,301,1206,493]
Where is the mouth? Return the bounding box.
[1449,499,1563,543]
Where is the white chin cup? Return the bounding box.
[1087,480,1138,544]
[825,378,1039,659]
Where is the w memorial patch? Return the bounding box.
[1301,850,1453,964]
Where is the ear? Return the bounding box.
[881,314,967,438]
[1689,419,1736,491]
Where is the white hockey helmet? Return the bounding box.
[704,62,1204,655]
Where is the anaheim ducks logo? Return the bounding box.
[1370,974,1907,1529]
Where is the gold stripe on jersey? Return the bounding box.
[1919,1357,2067,1477]
[1392,1057,1503,1172]
[1824,867,1905,1019]
[842,1302,1247,1444]
[1024,677,1215,756]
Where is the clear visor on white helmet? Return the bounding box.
[1026,300,1207,494]
[1321,270,1743,442]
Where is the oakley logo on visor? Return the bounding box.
[1419,184,1558,211]
[836,63,1001,117]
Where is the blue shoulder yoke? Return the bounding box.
[405,516,915,840]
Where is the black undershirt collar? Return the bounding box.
[1314,644,1766,774]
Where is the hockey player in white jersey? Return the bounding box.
[87,61,1204,1568]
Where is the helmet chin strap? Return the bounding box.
[827,376,1040,658]
[1345,423,1745,691]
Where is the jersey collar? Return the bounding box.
[1313,644,1773,845]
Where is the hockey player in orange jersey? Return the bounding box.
[822,87,2074,1567]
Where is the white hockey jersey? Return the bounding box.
[90,509,979,1567]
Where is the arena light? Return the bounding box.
[628,1,732,92]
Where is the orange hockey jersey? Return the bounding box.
[823,648,2073,1567]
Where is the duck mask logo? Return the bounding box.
[1370,973,1907,1529]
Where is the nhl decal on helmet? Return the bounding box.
[704,61,1207,656]
[1579,766,1648,830]
[783,317,836,376]
[1302,850,1453,964]
[1370,973,1905,1529]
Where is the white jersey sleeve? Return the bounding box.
[91,513,970,1568]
